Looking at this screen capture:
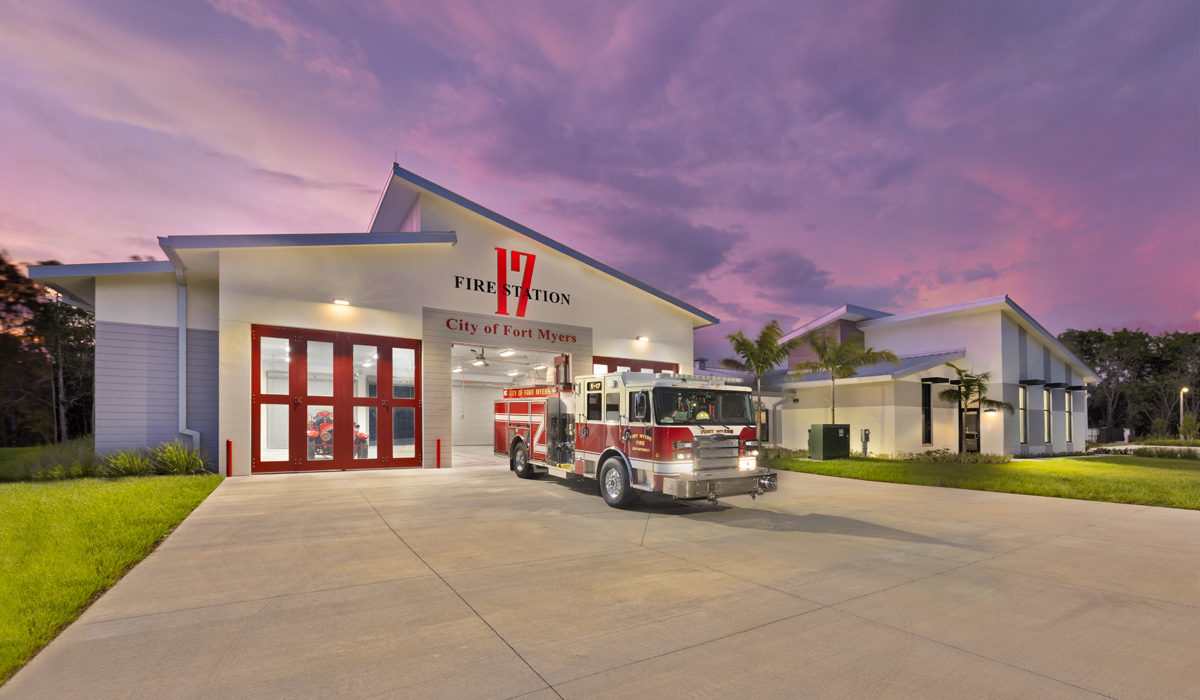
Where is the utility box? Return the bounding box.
[809,424,850,460]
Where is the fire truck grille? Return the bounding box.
[692,434,739,471]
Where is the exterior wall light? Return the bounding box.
[636,336,649,342]
[499,349,516,357]
[451,367,464,373]
[506,370,521,376]
[333,298,350,306]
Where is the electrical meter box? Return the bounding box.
[809,423,850,460]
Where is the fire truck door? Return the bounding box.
[619,402,630,452]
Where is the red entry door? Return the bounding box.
[252,326,421,473]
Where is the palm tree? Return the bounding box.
[721,320,801,436]
[938,363,1014,453]
[792,335,898,423]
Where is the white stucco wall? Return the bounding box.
[212,182,702,473]
[94,273,177,326]
[780,306,1090,457]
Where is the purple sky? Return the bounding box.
[1,0,1196,361]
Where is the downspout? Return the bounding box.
[161,238,200,452]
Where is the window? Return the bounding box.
[605,392,620,422]
[1043,388,1051,444]
[586,393,601,421]
[921,383,932,444]
[653,388,754,425]
[1065,391,1073,443]
[1019,386,1028,444]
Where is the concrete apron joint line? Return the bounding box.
[346,472,566,700]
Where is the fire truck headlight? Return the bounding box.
[673,440,693,450]
[738,457,757,470]
[743,440,760,448]
[674,451,692,461]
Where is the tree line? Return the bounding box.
[1058,328,1199,437]
[0,250,94,446]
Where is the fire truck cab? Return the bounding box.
[495,372,777,508]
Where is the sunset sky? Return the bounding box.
[1,0,1196,359]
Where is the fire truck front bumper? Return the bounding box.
[662,468,778,500]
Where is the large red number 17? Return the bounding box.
[495,247,537,318]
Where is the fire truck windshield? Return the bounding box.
[652,388,753,426]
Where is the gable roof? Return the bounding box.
[373,164,719,328]
[784,295,1097,383]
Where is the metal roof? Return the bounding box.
[770,349,967,388]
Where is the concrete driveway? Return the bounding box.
[4,457,1197,699]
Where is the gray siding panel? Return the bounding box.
[95,322,179,454]
[187,329,220,467]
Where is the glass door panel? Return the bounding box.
[307,341,334,396]
[260,404,289,461]
[393,407,416,458]
[252,326,420,472]
[306,406,335,461]
[393,348,416,398]
[353,345,378,398]
[260,337,290,394]
[353,406,377,459]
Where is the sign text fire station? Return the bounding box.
[452,247,570,318]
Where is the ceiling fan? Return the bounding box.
[470,348,490,367]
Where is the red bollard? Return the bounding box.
[436,438,441,469]
[226,439,233,477]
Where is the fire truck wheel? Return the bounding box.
[599,458,638,508]
[512,442,537,479]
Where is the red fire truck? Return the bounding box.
[494,371,777,508]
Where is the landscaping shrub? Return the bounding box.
[1149,417,1169,439]
[1178,413,1197,441]
[1,437,211,482]
[149,440,207,475]
[898,448,1012,464]
[102,448,153,477]
[1131,446,1200,461]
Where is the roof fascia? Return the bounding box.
[389,164,719,327]
[28,260,177,278]
[160,232,458,251]
[856,295,1009,329]
[36,280,96,312]
[892,349,966,379]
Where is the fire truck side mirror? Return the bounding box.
[633,393,647,421]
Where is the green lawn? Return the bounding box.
[0,475,222,684]
[770,454,1200,510]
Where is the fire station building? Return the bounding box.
[32,164,715,474]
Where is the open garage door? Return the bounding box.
[450,344,566,447]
